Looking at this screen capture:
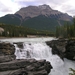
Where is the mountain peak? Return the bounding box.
[15,4,72,21]
[38,4,52,10]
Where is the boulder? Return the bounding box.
[46,38,75,60]
[0,42,15,55]
[46,39,67,59]
[0,55,15,63]
[65,39,75,60]
[0,59,52,75]
[14,42,23,48]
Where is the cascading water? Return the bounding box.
[0,37,75,75]
[14,42,75,75]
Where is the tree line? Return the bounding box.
[0,23,54,37]
[56,18,75,38]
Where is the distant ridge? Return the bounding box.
[0,4,73,31]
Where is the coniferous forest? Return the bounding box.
[0,18,75,38]
[0,23,54,37]
[56,18,75,38]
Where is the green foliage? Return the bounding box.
[69,68,75,75]
[22,15,59,31]
[22,15,71,32]
[56,18,75,38]
[0,15,70,32]
[0,23,55,37]
[0,15,21,25]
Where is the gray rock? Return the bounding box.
[46,39,75,60]
[0,55,15,63]
[0,42,15,55]
[65,39,75,60]
[46,39,67,59]
[0,59,52,75]
[14,42,23,48]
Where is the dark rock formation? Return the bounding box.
[46,39,68,59]
[0,59,52,75]
[0,42,15,55]
[14,42,23,48]
[0,42,52,75]
[0,55,15,63]
[65,39,75,60]
[46,39,75,60]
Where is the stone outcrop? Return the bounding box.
[0,55,15,63]
[0,59,52,75]
[46,39,75,60]
[14,42,23,48]
[65,39,75,60]
[0,42,15,55]
[0,42,52,75]
[46,39,68,59]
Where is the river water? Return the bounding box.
[0,37,75,75]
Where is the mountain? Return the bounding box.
[0,4,73,31]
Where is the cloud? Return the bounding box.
[0,0,75,17]
[0,0,20,17]
[0,2,12,12]
[0,1,12,17]
[56,0,75,16]
[14,0,39,7]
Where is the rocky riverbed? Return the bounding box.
[0,42,52,75]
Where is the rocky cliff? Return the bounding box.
[46,39,75,60]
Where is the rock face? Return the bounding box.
[46,39,75,60]
[46,39,67,59]
[0,42,15,55]
[14,42,23,48]
[0,59,52,75]
[65,39,75,60]
[0,42,52,75]
[0,55,15,63]
[16,4,72,21]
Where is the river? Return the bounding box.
[0,37,75,75]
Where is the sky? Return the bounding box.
[0,0,75,17]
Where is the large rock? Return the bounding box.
[46,39,75,60]
[0,42,15,55]
[0,55,15,63]
[0,59,52,75]
[14,42,23,48]
[65,39,75,60]
[46,39,68,59]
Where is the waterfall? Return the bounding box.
[0,37,75,75]
[14,42,64,68]
[14,41,75,75]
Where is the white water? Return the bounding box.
[0,37,75,75]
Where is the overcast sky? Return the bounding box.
[0,0,75,17]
